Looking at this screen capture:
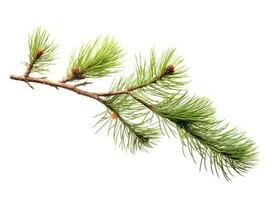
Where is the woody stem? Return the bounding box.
[10,74,105,104]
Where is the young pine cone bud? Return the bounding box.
[165,65,175,75]
[70,66,84,79]
[111,112,118,120]
[36,48,44,58]
[71,66,81,75]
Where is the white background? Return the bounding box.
[0,0,270,199]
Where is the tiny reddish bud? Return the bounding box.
[166,65,175,74]
[111,112,118,120]
[71,66,81,75]
[36,48,44,58]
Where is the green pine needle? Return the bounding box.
[27,27,58,74]
[95,94,160,153]
[67,36,124,80]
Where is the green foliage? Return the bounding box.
[176,121,257,181]
[156,92,216,124]
[99,48,257,180]
[153,93,257,180]
[133,48,186,90]
[95,48,186,152]
[110,48,187,98]
[95,94,159,153]
[27,27,58,73]
[67,36,124,80]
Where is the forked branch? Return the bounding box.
[9,27,257,181]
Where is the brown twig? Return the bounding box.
[24,62,35,77]
[10,73,154,106]
[10,74,104,103]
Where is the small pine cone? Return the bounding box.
[36,48,44,58]
[165,65,175,75]
[111,112,118,120]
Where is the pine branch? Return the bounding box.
[96,48,257,179]
[25,27,58,76]
[10,27,257,181]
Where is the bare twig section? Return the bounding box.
[24,61,36,77]
[10,74,104,103]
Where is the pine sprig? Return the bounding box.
[26,27,58,76]
[176,121,257,181]
[152,93,257,180]
[109,48,187,97]
[64,36,124,82]
[10,27,258,181]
